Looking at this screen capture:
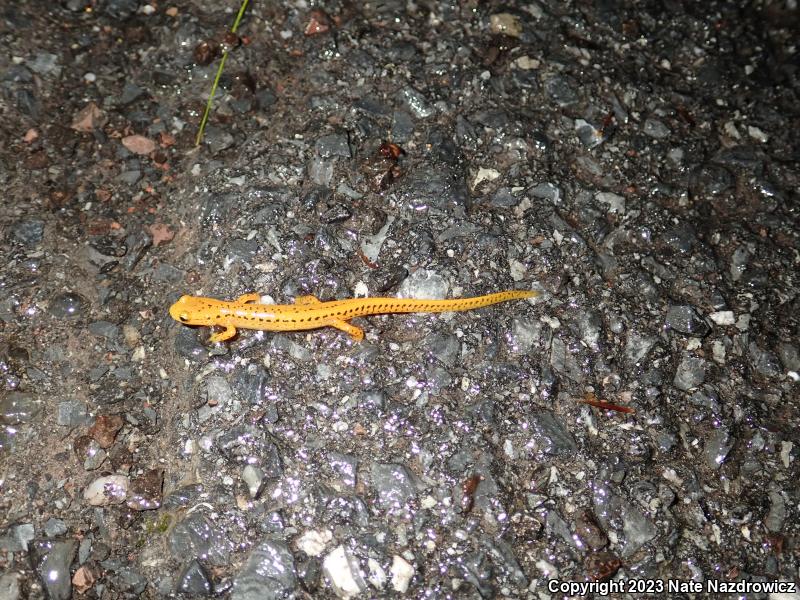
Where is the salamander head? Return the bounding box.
[169,295,217,326]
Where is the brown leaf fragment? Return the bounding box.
[122,134,156,155]
[71,102,107,132]
[147,223,175,247]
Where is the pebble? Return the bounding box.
[673,356,706,391]
[390,555,415,593]
[396,87,434,118]
[168,513,233,567]
[84,475,129,506]
[48,291,89,319]
[232,540,297,600]
[127,469,164,510]
[397,269,448,300]
[322,545,366,599]
[241,465,265,499]
[665,305,710,336]
[596,192,626,214]
[0,392,40,424]
[315,134,351,159]
[11,218,44,245]
[643,118,670,139]
[31,539,77,600]
[703,427,732,470]
[371,463,417,512]
[708,310,735,325]
[176,560,213,596]
[529,412,578,455]
[296,529,332,557]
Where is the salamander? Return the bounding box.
[169,290,538,343]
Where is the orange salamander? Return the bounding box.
[169,290,538,343]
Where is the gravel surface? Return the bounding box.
[1,1,799,598]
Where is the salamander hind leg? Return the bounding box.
[208,324,237,343]
[327,318,364,341]
[294,295,322,305]
[237,293,261,304]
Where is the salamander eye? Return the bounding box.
[179,314,189,323]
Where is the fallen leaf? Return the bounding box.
[159,131,176,147]
[122,134,156,155]
[147,223,175,247]
[71,102,107,132]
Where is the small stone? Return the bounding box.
[703,427,732,470]
[11,218,44,245]
[489,13,523,37]
[241,465,265,499]
[88,414,124,448]
[31,539,77,600]
[83,475,129,506]
[673,356,706,391]
[396,87,434,119]
[397,269,448,300]
[176,560,213,596]
[643,118,670,139]
[708,311,735,325]
[44,518,68,538]
[596,192,625,214]
[70,102,106,132]
[232,540,297,599]
[315,134,351,159]
[322,545,366,598]
[49,292,89,319]
[0,392,40,425]
[665,305,709,336]
[390,555,414,593]
[127,469,164,510]
[295,529,332,557]
[371,463,417,512]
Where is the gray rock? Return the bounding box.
[327,452,357,490]
[371,463,416,512]
[530,412,578,455]
[0,392,40,425]
[764,491,786,533]
[49,291,89,319]
[396,86,434,118]
[31,539,77,600]
[643,118,670,139]
[315,134,351,159]
[232,540,297,600]
[11,219,44,245]
[0,523,35,552]
[625,332,656,365]
[0,573,20,600]
[703,427,731,470]
[44,518,67,538]
[665,305,709,336]
[177,559,213,596]
[748,342,781,378]
[168,513,233,566]
[673,356,706,391]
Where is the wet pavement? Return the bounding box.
[0,1,798,598]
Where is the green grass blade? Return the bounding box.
[195,0,251,147]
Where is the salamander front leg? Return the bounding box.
[237,293,261,304]
[208,324,237,343]
[327,318,364,342]
[294,295,321,305]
